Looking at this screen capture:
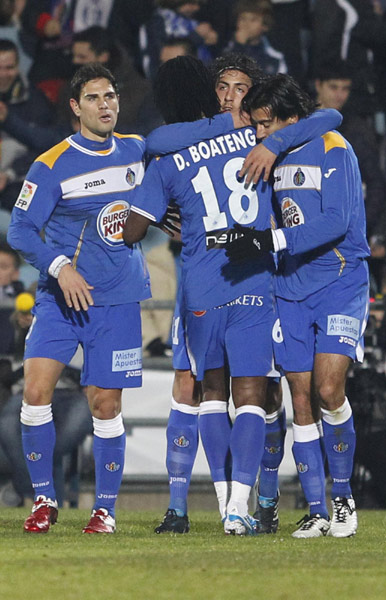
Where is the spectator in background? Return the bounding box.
[135,36,199,136]
[139,0,218,81]
[0,241,23,356]
[0,0,32,78]
[223,0,287,76]
[159,35,197,64]
[21,0,126,104]
[314,62,386,280]
[311,0,386,119]
[57,25,151,133]
[194,0,235,52]
[268,0,310,85]
[0,39,55,212]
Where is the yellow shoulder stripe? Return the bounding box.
[114,133,144,142]
[322,131,347,153]
[36,140,70,169]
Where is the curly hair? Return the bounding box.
[154,55,219,123]
[209,52,265,87]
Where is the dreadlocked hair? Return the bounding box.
[242,73,317,120]
[209,52,265,87]
[154,55,220,124]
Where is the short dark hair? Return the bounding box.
[242,73,317,120]
[0,241,21,269]
[161,36,197,57]
[315,62,353,83]
[70,63,118,102]
[154,55,219,124]
[72,26,121,69]
[233,0,274,30]
[0,38,18,60]
[210,52,265,87]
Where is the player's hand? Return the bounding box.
[58,264,94,311]
[225,224,274,262]
[156,203,182,240]
[239,144,277,184]
[195,22,218,45]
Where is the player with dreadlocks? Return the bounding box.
[147,53,284,536]
[124,54,289,537]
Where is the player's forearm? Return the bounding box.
[7,217,59,274]
[281,210,349,255]
[146,113,234,155]
[263,109,343,155]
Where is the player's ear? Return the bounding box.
[288,115,299,124]
[70,98,81,117]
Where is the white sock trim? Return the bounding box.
[20,402,53,426]
[321,397,352,425]
[235,405,266,420]
[93,413,125,438]
[265,404,285,425]
[171,398,200,415]
[200,400,228,415]
[292,422,320,443]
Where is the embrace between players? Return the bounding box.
[8,52,368,538]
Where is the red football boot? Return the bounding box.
[82,508,116,534]
[23,495,58,533]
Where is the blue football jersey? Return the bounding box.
[130,126,276,310]
[7,131,151,306]
[274,131,370,300]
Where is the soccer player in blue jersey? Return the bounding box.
[125,55,279,536]
[147,55,343,535]
[7,63,150,534]
[125,56,343,536]
[226,74,370,538]
[153,53,286,535]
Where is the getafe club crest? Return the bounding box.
[173,436,190,448]
[293,167,306,186]
[126,167,136,186]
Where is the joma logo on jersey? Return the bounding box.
[97,201,130,246]
[84,178,106,189]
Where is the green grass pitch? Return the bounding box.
[0,508,385,600]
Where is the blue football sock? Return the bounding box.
[199,401,232,484]
[292,423,328,519]
[93,432,126,518]
[322,408,356,499]
[21,420,56,501]
[20,403,56,501]
[230,406,266,487]
[259,407,286,499]
[166,405,199,515]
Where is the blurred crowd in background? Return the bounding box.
[1,0,386,508]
